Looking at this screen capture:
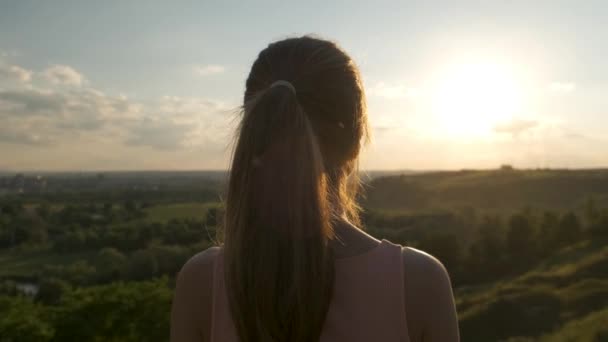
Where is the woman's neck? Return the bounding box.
[330,218,381,259]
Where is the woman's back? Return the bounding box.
[213,238,407,341]
[171,222,459,342]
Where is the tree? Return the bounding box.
[466,215,506,282]
[36,203,51,219]
[43,261,97,286]
[128,249,159,280]
[584,197,600,223]
[124,200,137,213]
[97,247,127,280]
[555,212,582,248]
[103,202,113,213]
[0,296,54,342]
[0,202,23,216]
[506,213,535,263]
[589,212,608,239]
[417,233,462,278]
[478,215,506,262]
[36,278,71,305]
[51,278,172,342]
[539,211,560,256]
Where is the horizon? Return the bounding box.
[2,166,607,175]
[1,1,607,170]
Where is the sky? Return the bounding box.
[0,0,606,171]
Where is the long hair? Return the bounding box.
[223,36,368,342]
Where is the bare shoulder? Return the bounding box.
[401,246,451,285]
[178,246,221,279]
[175,246,221,301]
[401,247,459,342]
[175,246,222,297]
[171,246,221,342]
[401,246,453,306]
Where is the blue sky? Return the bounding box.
[0,1,606,170]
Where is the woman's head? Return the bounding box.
[224,36,367,342]
[244,37,367,173]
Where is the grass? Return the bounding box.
[0,247,95,279]
[540,308,608,342]
[456,240,608,341]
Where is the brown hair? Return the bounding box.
[223,36,368,342]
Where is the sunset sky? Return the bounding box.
[1,1,606,171]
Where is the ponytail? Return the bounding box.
[224,83,335,341]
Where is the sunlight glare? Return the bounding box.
[432,62,524,137]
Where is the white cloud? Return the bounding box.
[367,82,419,99]
[549,82,576,93]
[0,61,232,153]
[42,65,86,86]
[194,64,226,76]
[0,64,32,82]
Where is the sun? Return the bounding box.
[431,62,524,137]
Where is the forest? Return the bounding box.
[1,168,607,341]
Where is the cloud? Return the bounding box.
[0,87,124,145]
[0,89,65,115]
[122,95,229,149]
[549,82,576,93]
[0,120,53,145]
[494,119,539,136]
[194,64,226,76]
[0,64,32,82]
[42,65,86,86]
[367,82,418,99]
[0,59,264,170]
[125,117,191,149]
[0,61,230,151]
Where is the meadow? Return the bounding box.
[1,168,607,341]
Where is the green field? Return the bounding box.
[0,248,95,279]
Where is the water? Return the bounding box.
[15,282,39,297]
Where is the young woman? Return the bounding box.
[171,36,459,342]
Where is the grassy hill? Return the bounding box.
[457,240,608,341]
[364,168,608,213]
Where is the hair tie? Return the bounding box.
[270,80,296,95]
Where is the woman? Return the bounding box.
[171,36,459,342]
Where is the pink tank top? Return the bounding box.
[210,239,410,341]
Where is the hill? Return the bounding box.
[457,240,608,341]
[364,168,608,212]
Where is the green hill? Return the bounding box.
[364,168,608,212]
[457,240,608,341]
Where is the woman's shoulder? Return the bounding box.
[400,246,458,342]
[171,246,222,342]
[182,246,221,268]
[400,246,452,305]
[177,246,222,284]
[401,246,450,282]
